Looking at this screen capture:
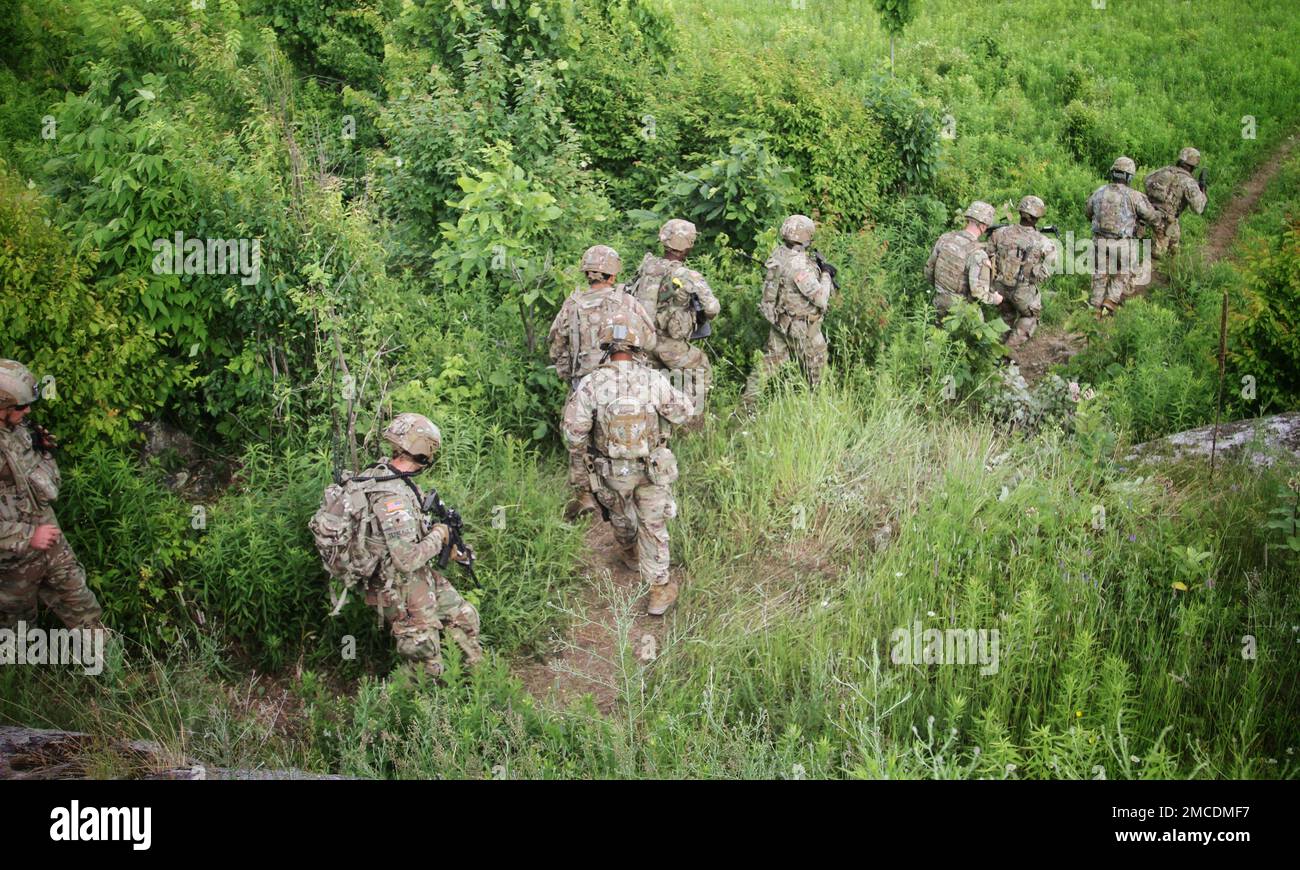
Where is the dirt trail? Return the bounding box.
[1013,132,1298,385]
[513,520,674,713]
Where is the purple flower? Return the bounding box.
[1128,534,1136,543]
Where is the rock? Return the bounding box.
[0,726,351,780]
[1128,412,1300,468]
[636,633,657,663]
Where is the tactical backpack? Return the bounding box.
[656,271,697,342]
[1143,167,1183,214]
[627,255,673,318]
[933,231,979,296]
[308,471,384,615]
[990,226,1045,287]
[597,391,659,459]
[1093,185,1136,237]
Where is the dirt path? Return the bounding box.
[1013,132,1298,385]
[513,521,674,713]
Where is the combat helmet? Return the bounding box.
[780,215,816,245]
[383,413,441,463]
[597,312,645,354]
[1017,196,1046,219]
[0,359,38,409]
[658,219,697,252]
[1178,147,1201,168]
[1110,156,1136,180]
[581,245,622,279]
[964,201,996,226]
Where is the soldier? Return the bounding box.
[924,201,1003,322]
[0,360,104,632]
[1085,156,1160,316]
[548,245,657,520]
[742,215,835,404]
[562,315,694,616]
[628,220,720,422]
[356,413,483,679]
[989,196,1058,349]
[1144,147,1208,260]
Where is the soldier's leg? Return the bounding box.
[593,476,638,568]
[385,576,444,677]
[796,320,829,389]
[0,557,45,630]
[432,573,482,667]
[742,328,790,404]
[635,481,677,615]
[36,537,102,629]
[1166,219,1182,259]
[1089,266,1108,310]
[671,344,712,420]
[1008,286,1041,349]
[1151,221,1170,259]
[564,448,597,520]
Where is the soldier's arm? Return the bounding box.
[0,519,39,558]
[1084,192,1096,220]
[967,250,1000,304]
[686,271,721,318]
[1037,237,1060,282]
[371,489,444,574]
[1136,191,1159,225]
[1186,177,1207,215]
[561,382,596,451]
[924,243,938,284]
[793,262,831,311]
[547,300,572,378]
[652,372,695,425]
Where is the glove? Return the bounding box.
[31,424,57,454]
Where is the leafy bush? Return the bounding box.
[1232,216,1300,410]
[0,169,181,451]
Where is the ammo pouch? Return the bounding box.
[646,446,678,487]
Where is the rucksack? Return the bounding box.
[990,226,1045,287]
[597,390,659,459]
[1143,166,1183,215]
[656,271,697,341]
[933,231,978,296]
[308,470,384,615]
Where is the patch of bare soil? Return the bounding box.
[1014,132,1298,385]
[513,520,670,714]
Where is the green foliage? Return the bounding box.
[631,135,795,254]
[252,0,392,93]
[0,169,181,450]
[1232,216,1300,410]
[873,0,919,36]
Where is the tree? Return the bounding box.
[873,0,919,74]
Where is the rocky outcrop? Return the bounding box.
[1128,412,1300,468]
[0,725,349,780]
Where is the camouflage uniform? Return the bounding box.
[744,216,834,401]
[362,460,482,676]
[1144,149,1207,259]
[0,423,102,630]
[547,270,656,498]
[562,359,693,601]
[989,197,1057,348]
[1085,157,1159,313]
[625,252,678,319]
[925,230,998,318]
[651,265,720,420]
[627,220,719,420]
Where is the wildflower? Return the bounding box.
[1128,533,1136,543]
[1075,710,1083,718]
[1130,755,1140,763]
[927,610,936,617]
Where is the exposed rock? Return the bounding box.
[1128,412,1300,468]
[0,726,350,780]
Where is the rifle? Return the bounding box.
[420,489,477,582]
[810,249,840,291]
[688,293,712,340]
[28,422,58,457]
[1196,168,1208,194]
[989,224,1059,235]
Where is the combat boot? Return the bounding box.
[616,545,639,572]
[564,491,598,521]
[646,581,678,616]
